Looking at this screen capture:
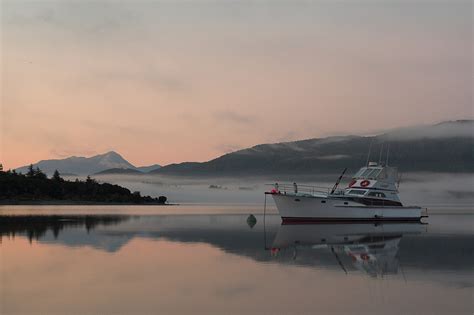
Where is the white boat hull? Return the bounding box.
[271,193,423,222]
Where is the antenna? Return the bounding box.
[378,143,384,165]
[366,138,374,166]
[385,143,390,166]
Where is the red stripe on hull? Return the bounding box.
[281,217,422,224]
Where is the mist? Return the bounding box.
[83,172,474,214]
[380,120,473,141]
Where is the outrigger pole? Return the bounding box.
[330,168,347,195]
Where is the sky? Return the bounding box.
[1,0,472,169]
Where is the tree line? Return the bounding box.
[0,165,167,204]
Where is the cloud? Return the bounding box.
[3,1,139,36]
[82,68,187,93]
[50,148,99,159]
[214,111,255,125]
[80,119,157,138]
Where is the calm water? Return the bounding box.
[0,205,473,315]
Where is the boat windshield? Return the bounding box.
[366,168,381,179]
[354,167,382,179]
[360,168,373,178]
[347,189,366,195]
[353,168,367,178]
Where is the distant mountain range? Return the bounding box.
[135,164,162,173]
[152,120,473,176]
[15,151,161,176]
[93,168,143,175]
[15,120,473,177]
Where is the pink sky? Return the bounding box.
[1,1,472,169]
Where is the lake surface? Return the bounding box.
[0,205,473,315]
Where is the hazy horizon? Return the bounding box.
[9,119,474,171]
[1,0,472,169]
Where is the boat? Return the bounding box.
[266,162,427,222]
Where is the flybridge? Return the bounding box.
[352,162,398,182]
[348,162,399,193]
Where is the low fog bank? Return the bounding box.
[380,120,473,141]
[66,172,474,213]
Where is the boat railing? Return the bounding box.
[266,183,344,195]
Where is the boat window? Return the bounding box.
[360,168,374,178]
[348,189,366,195]
[368,192,386,198]
[353,168,367,178]
[367,169,381,179]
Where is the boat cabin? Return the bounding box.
[342,162,402,205]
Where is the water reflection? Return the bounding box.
[0,215,130,243]
[1,214,472,278]
[1,213,473,314]
[270,223,425,277]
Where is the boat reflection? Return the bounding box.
[270,223,426,277]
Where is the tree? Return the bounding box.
[27,164,35,177]
[52,170,62,182]
[34,167,47,179]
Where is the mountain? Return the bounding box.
[136,164,161,173]
[16,152,162,176]
[14,120,472,177]
[93,168,143,175]
[16,151,137,176]
[152,120,474,176]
